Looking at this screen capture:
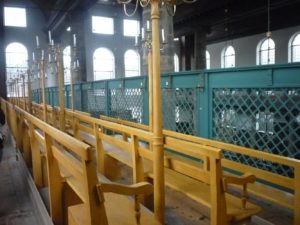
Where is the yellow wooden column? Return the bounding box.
[40,53,47,122]
[151,0,165,223]
[27,69,33,114]
[70,47,76,111]
[148,51,153,132]
[57,47,65,131]
[22,74,26,109]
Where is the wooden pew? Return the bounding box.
[100,115,300,225]
[52,109,261,224]
[6,102,160,225]
[18,101,263,224]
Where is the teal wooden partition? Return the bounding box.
[33,63,300,177]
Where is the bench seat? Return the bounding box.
[69,192,160,225]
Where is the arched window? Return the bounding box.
[124,49,140,77]
[174,54,179,72]
[5,42,28,96]
[290,33,300,63]
[222,46,235,68]
[63,46,71,84]
[93,48,115,80]
[257,38,275,65]
[206,51,210,69]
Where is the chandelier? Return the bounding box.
[117,0,197,17]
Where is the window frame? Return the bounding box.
[4,7,27,27]
[91,16,114,35]
[123,19,140,37]
[174,54,179,72]
[289,32,300,63]
[93,47,115,81]
[222,45,235,68]
[257,37,275,65]
[206,50,211,69]
[124,49,141,77]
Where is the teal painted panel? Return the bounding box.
[273,67,300,87]
[108,80,123,89]
[209,69,272,88]
[93,81,106,89]
[124,77,146,89]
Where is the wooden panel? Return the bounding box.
[165,136,221,159]
[99,133,131,153]
[16,106,92,161]
[222,159,294,189]
[52,146,84,182]
[164,129,299,168]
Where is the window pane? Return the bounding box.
[292,34,300,62]
[93,48,115,80]
[224,46,235,68]
[259,38,275,65]
[206,51,210,69]
[123,19,140,37]
[174,54,179,72]
[63,46,71,84]
[92,16,114,34]
[125,50,140,77]
[5,42,28,97]
[4,7,27,27]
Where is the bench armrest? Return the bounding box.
[97,182,153,224]
[97,181,153,196]
[223,173,256,209]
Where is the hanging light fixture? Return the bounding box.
[266,0,271,38]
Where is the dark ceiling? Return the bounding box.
[31,0,300,44]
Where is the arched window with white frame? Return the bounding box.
[222,46,235,68]
[206,50,210,69]
[174,54,179,72]
[5,42,28,97]
[289,33,300,63]
[93,48,115,80]
[257,38,275,65]
[124,49,140,77]
[63,46,71,84]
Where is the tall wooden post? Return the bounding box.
[22,74,26,109]
[148,51,153,132]
[40,56,47,122]
[27,69,33,114]
[57,47,65,131]
[151,0,165,223]
[70,47,75,111]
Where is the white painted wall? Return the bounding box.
[207,26,300,69]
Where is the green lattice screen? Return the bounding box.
[87,89,106,117]
[162,88,197,135]
[109,88,144,123]
[212,88,300,177]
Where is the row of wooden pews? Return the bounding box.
[20,99,270,225]
[1,99,160,225]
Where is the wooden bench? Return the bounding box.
[15,100,264,224]
[100,115,300,225]
[5,101,160,225]
[51,109,261,224]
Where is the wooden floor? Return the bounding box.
[0,135,51,225]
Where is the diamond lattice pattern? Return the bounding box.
[109,88,144,123]
[213,88,300,177]
[162,88,197,135]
